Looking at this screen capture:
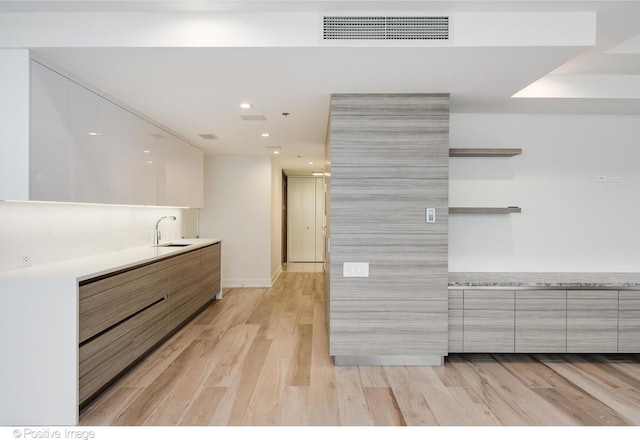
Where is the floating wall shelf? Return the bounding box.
[449,148,522,157]
[449,207,522,214]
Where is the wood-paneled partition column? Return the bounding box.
[326,93,449,366]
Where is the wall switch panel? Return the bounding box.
[343,262,369,277]
[426,208,436,223]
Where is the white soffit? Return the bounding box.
[0,11,596,48]
[607,32,640,54]
[513,74,640,99]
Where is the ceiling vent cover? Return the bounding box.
[323,16,449,41]
[198,133,219,140]
[240,114,267,121]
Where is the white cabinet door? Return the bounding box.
[29,61,71,202]
[27,59,204,207]
[69,81,104,203]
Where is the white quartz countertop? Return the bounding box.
[0,238,221,282]
[448,272,640,289]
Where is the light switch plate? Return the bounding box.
[343,262,369,277]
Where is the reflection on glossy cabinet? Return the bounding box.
[619,291,640,353]
[515,290,566,353]
[463,290,515,353]
[567,290,618,353]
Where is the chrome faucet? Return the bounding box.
[154,216,176,245]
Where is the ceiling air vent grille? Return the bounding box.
[198,133,218,140]
[323,16,449,41]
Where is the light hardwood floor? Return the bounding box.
[80,271,640,426]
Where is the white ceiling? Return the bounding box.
[2,1,640,175]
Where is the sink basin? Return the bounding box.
[158,243,192,247]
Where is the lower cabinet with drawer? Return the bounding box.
[448,288,635,354]
[78,242,221,407]
[515,290,566,353]
[463,290,515,353]
[619,291,640,353]
[567,290,618,353]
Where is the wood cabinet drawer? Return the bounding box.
[132,299,169,359]
[196,244,221,311]
[515,290,566,353]
[167,251,202,331]
[463,290,515,353]
[79,270,138,343]
[567,290,618,353]
[79,320,134,404]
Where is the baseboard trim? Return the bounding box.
[222,279,272,288]
[271,265,282,286]
[333,355,444,367]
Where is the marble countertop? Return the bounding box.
[448,272,640,289]
[0,238,221,282]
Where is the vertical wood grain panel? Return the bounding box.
[328,93,449,360]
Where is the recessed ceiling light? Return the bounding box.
[261,133,270,137]
[312,172,324,176]
[273,151,280,155]
[308,161,314,165]
[147,161,153,164]
[143,150,151,153]
[240,102,253,109]
[88,132,101,136]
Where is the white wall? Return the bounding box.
[449,113,640,272]
[199,155,272,287]
[0,201,184,272]
[271,158,283,284]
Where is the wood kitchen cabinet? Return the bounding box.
[78,242,221,406]
[463,290,515,353]
[448,290,463,352]
[515,290,566,353]
[618,291,640,353]
[567,290,618,353]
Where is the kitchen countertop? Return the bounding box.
[448,272,640,289]
[0,238,221,282]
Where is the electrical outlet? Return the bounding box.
[19,255,31,267]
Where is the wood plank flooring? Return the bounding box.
[80,271,640,426]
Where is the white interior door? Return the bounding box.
[288,176,324,262]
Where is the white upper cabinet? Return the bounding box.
[30,61,72,202]
[2,53,203,207]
